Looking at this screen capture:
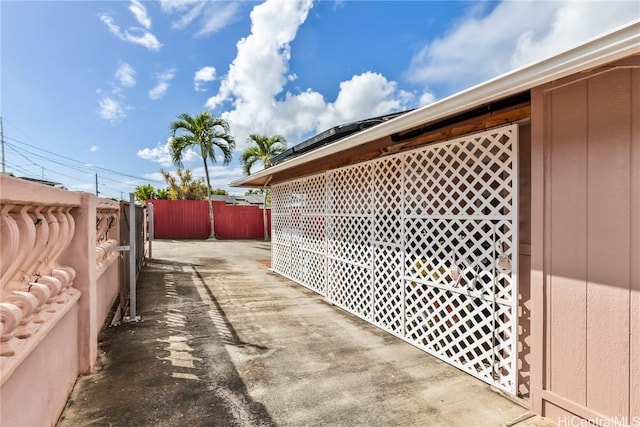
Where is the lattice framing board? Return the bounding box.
[271,124,519,394]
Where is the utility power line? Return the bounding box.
[4,135,162,183]
[1,117,165,199]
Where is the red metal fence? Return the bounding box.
[148,199,271,240]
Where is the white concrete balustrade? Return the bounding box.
[0,174,126,427]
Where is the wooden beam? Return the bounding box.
[400,104,531,150]
[261,103,531,186]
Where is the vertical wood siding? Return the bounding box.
[531,59,639,423]
[518,124,532,398]
[149,200,271,239]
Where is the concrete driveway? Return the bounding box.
[59,240,539,427]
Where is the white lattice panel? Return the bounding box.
[327,163,372,215]
[271,242,290,277]
[301,173,326,214]
[270,124,519,394]
[403,218,514,301]
[327,216,372,267]
[404,130,515,218]
[401,126,518,392]
[300,215,325,253]
[271,182,290,247]
[300,251,326,294]
[328,258,372,320]
[373,157,403,244]
[373,244,403,335]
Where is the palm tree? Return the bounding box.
[240,134,287,240]
[134,184,155,204]
[169,112,235,239]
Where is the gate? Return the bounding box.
[271,124,519,394]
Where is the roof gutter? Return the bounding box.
[232,20,640,188]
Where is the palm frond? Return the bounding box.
[241,133,288,175]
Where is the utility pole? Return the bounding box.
[95,173,99,196]
[1,116,5,174]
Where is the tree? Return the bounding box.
[169,111,235,238]
[240,134,287,240]
[211,188,228,196]
[155,188,170,199]
[161,168,209,200]
[134,184,155,204]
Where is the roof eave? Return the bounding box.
[231,20,640,188]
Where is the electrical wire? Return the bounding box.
[3,141,153,199]
[4,160,36,177]
[2,118,166,199]
[4,140,158,188]
[4,135,163,183]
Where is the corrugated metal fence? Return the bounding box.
[149,199,271,239]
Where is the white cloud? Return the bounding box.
[195,2,241,38]
[143,171,167,182]
[160,0,241,37]
[97,63,136,122]
[129,0,152,30]
[115,62,136,88]
[419,90,436,107]
[206,0,414,151]
[160,0,203,28]
[159,0,200,14]
[194,66,216,91]
[147,165,245,193]
[149,82,169,100]
[510,1,639,67]
[89,145,99,152]
[98,97,126,122]
[191,165,245,190]
[137,138,199,167]
[99,13,162,51]
[315,72,413,132]
[149,68,176,100]
[406,0,639,93]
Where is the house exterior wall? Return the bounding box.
[530,59,639,424]
[518,124,532,398]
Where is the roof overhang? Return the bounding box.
[232,20,640,188]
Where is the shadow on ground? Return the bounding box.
[58,257,274,427]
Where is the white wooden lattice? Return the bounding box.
[271,125,518,394]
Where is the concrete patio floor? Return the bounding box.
[58,240,550,427]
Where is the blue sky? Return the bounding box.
[1,0,638,198]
